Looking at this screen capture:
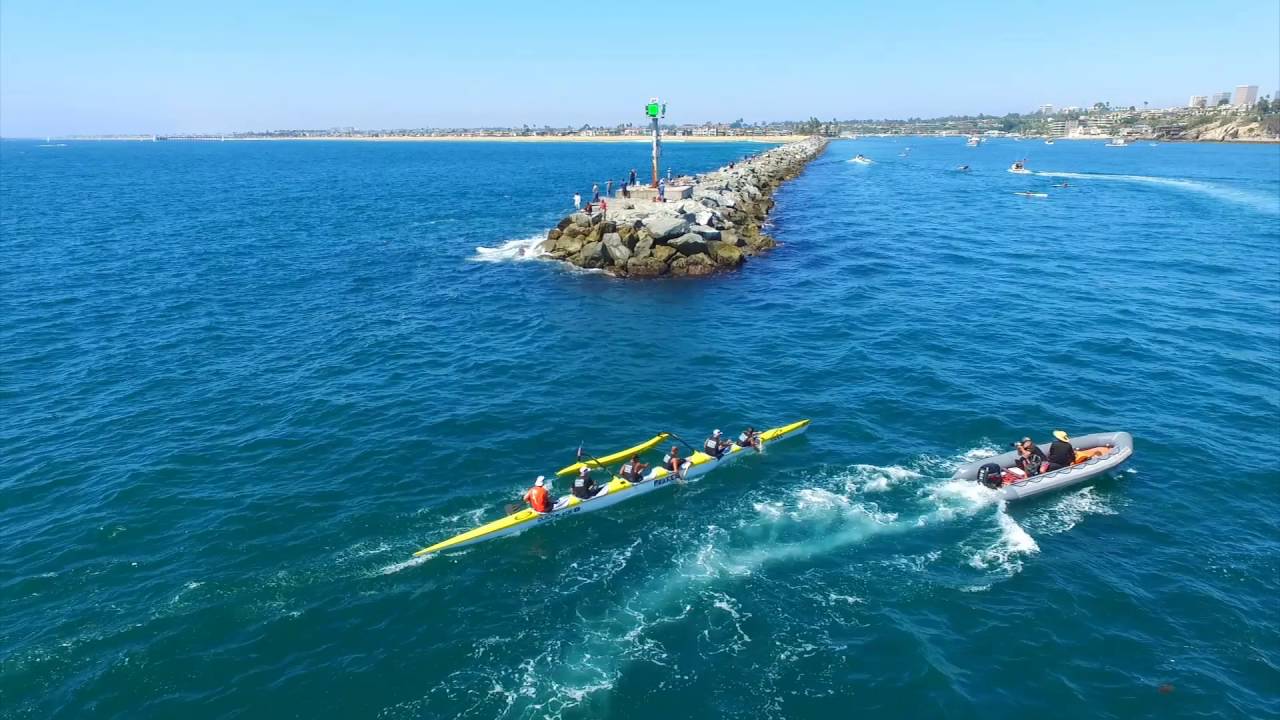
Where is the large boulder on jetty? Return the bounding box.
[670,252,716,277]
[751,234,777,251]
[577,241,607,268]
[707,240,744,268]
[668,233,709,257]
[570,212,592,227]
[689,224,721,241]
[633,235,654,259]
[626,256,668,277]
[547,227,562,242]
[652,245,677,264]
[617,225,637,248]
[602,233,631,265]
[674,199,703,215]
[644,216,688,241]
[694,210,716,227]
[720,229,740,247]
[555,233,584,256]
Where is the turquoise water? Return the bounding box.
[2,137,1278,719]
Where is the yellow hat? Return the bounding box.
[1053,430,1070,442]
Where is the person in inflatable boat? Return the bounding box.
[1046,430,1075,471]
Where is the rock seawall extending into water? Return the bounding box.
[539,137,828,277]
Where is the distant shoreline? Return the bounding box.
[10,133,1275,144]
[33,134,809,144]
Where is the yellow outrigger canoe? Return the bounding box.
[413,420,810,556]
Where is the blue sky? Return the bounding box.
[2,0,1278,136]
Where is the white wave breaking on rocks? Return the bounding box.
[470,234,548,263]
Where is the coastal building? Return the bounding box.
[1039,104,1054,115]
[1232,85,1258,107]
[1047,118,1075,137]
[1188,95,1207,108]
[1210,92,1230,106]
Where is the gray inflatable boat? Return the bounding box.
[952,432,1134,501]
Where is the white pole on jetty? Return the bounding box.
[646,98,665,188]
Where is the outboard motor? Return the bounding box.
[976,462,1004,489]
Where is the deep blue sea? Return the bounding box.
[2,136,1278,720]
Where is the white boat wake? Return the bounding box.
[1034,171,1279,215]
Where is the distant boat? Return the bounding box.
[1044,139,1055,145]
[955,164,972,172]
[849,154,873,165]
[1014,191,1048,198]
[1148,142,1158,147]
[1008,160,1031,174]
[966,136,982,147]
[1106,137,1128,147]
[38,136,66,148]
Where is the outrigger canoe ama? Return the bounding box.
[554,433,670,477]
[413,420,810,557]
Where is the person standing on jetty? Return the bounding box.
[592,183,600,203]
[606,179,613,197]
[573,192,581,210]
[629,168,637,187]
[657,178,666,203]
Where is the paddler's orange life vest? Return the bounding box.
[524,486,550,513]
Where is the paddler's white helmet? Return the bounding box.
[579,466,589,474]
[535,476,545,487]
[713,429,722,437]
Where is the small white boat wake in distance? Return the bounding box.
[1008,160,1031,174]
[849,154,873,165]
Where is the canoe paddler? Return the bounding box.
[523,476,552,514]
[663,445,688,479]
[738,426,761,451]
[703,429,731,459]
[572,466,599,499]
[619,454,649,482]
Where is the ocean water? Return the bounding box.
[2,136,1278,720]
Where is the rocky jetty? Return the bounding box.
[539,137,827,277]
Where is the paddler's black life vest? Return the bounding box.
[704,438,720,454]
[620,461,638,481]
[572,474,596,498]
